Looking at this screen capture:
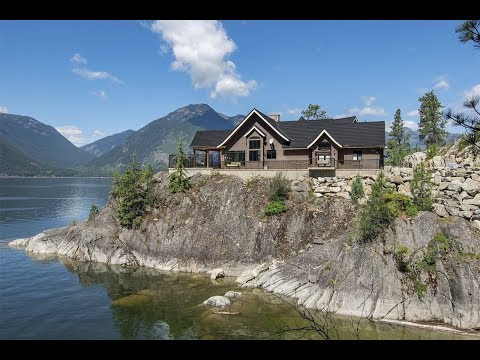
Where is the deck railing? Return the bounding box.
[169,155,383,170]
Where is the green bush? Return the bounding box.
[264,199,287,216]
[88,203,99,221]
[411,163,434,211]
[426,144,439,159]
[111,156,155,229]
[168,139,191,193]
[269,172,291,201]
[354,172,419,243]
[384,192,418,217]
[350,173,364,204]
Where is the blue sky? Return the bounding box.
[1,20,478,146]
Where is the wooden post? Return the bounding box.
[193,149,196,168]
[206,149,210,168]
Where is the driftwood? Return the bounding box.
[214,311,241,315]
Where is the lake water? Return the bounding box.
[0,177,476,340]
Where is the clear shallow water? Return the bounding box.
[0,177,477,340]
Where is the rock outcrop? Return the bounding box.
[9,167,480,330]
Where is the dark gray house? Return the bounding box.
[171,108,385,170]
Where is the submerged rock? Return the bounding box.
[203,296,231,307]
[208,268,225,280]
[224,291,242,298]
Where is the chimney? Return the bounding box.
[269,113,280,122]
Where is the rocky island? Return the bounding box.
[10,141,480,331]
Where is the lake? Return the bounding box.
[0,177,475,339]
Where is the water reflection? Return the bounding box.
[36,255,476,340]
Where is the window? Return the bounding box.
[226,151,245,163]
[353,151,363,161]
[249,137,261,161]
[266,150,276,159]
[249,150,261,161]
[249,139,261,149]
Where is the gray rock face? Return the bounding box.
[239,215,480,330]
[203,296,231,307]
[8,172,480,330]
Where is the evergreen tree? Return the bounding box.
[386,109,410,165]
[445,20,480,151]
[350,173,364,203]
[418,91,446,149]
[410,163,434,211]
[168,139,191,193]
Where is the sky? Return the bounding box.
[1,20,479,146]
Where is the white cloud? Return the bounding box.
[362,96,376,107]
[93,129,107,137]
[70,53,87,65]
[407,110,419,117]
[72,68,123,84]
[404,120,419,131]
[0,105,8,113]
[149,20,256,99]
[287,108,303,115]
[464,84,480,99]
[55,125,86,146]
[348,96,386,117]
[90,90,107,99]
[349,106,386,116]
[70,53,123,84]
[433,80,449,90]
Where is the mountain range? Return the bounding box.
[0,105,464,176]
[81,129,136,157]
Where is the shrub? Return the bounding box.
[246,175,261,188]
[426,144,439,159]
[88,203,99,221]
[168,139,191,193]
[268,172,291,201]
[411,163,434,211]
[394,244,411,273]
[383,192,418,218]
[264,199,287,216]
[111,156,155,229]
[350,173,364,204]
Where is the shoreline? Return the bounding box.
[0,176,112,179]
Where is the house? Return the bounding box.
[169,108,385,173]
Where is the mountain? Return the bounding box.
[0,137,77,176]
[0,113,94,168]
[81,129,136,157]
[386,127,461,149]
[219,113,244,126]
[90,104,238,170]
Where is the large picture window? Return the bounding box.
[249,138,261,161]
[226,151,245,163]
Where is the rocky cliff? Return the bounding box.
[10,171,480,330]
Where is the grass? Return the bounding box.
[264,199,287,216]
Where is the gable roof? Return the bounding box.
[217,109,290,147]
[190,130,232,148]
[277,119,385,148]
[189,110,385,149]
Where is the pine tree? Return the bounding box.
[418,91,446,149]
[168,138,191,193]
[386,109,410,165]
[301,104,328,120]
[410,163,434,211]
